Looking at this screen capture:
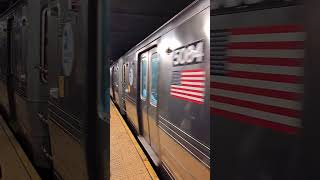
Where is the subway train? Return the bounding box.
[110,0,211,179]
[212,0,305,179]
[0,0,107,179]
[0,0,51,175]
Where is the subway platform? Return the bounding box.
[110,101,158,180]
[0,116,40,180]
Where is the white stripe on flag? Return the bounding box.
[211,101,301,127]
[181,76,206,80]
[171,85,205,91]
[171,92,204,102]
[211,88,301,110]
[228,63,303,76]
[171,88,204,97]
[211,76,303,93]
[229,32,306,43]
[181,71,205,76]
[181,81,205,86]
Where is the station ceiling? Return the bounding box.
[0,0,10,14]
[110,0,196,64]
[0,0,197,64]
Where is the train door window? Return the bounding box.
[115,66,119,87]
[40,8,48,83]
[122,64,126,83]
[8,18,14,75]
[150,52,158,106]
[12,16,20,78]
[140,56,147,100]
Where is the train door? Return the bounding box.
[110,67,114,99]
[112,67,116,100]
[6,17,17,124]
[121,63,126,112]
[139,47,160,155]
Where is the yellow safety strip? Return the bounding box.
[111,101,159,180]
[0,117,41,180]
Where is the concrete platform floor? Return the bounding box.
[110,101,158,180]
[0,116,40,180]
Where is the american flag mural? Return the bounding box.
[171,69,206,104]
[211,25,305,134]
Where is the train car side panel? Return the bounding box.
[211,2,304,179]
[110,0,210,179]
[157,5,210,180]
[47,0,90,179]
[0,19,9,114]
[124,52,140,133]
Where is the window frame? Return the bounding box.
[122,63,126,83]
[40,7,49,84]
[140,55,148,101]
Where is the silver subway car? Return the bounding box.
[111,0,210,179]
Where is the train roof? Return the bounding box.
[112,0,209,65]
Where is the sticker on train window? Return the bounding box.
[172,40,204,66]
[150,53,159,106]
[62,22,74,76]
[129,67,134,86]
[140,57,148,100]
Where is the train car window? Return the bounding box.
[150,53,158,106]
[12,17,19,77]
[140,57,147,100]
[12,12,27,83]
[122,64,126,83]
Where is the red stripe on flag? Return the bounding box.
[230,25,304,35]
[211,95,300,118]
[182,69,204,72]
[228,41,304,49]
[172,94,203,104]
[211,108,299,134]
[228,57,303,67]
[170,91,204,99]
[179,84,205,88]
[181,74,205,77]
[210,82,301,101]
[227,70,301,84]
[181,80,204,83]
[171,87,204,93]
